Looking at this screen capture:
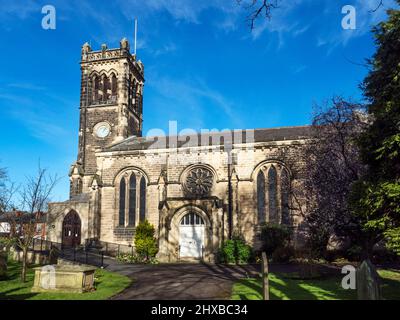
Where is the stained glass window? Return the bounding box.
[119,178,126,226]
[128,173,136,226]
[139,176,146,222]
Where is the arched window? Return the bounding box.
[119,178,126,226]
[128,173,136,226]
[93,75,100,103]
[103,75,110,102]
[111,74,117,102]
[268,166,278,224]
[118,171,147,227]
[137,84,143,114]
[257,170,266,224]
[281,169,291,225]
[180,212,204,225]
[139,176,146,222]
[127,76,133,110]
[133,80,137,111]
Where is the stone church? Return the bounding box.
[47,39,311,262]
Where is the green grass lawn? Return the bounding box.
[232,269,400,300]
[0,259,131,300]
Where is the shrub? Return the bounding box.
[345,245,363,262]
[271,245,295,263]
[260,223,292,256]
[134,220,158,262]
[306,231,330,259]
[116,252,159,264]
[116,253,138,263]
[219,237,252,264]
[371,245,399,265]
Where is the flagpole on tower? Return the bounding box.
[134,18,138,56]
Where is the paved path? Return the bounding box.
[107,263,261,300]
[105,261,340,300]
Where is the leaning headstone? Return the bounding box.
[261,252,269,300]
[356,259,382,300]
[0,252,7,279]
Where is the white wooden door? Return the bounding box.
[179,225,204,258]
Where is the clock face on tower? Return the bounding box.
[94,122,111,138]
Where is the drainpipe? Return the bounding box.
[227,155,233,240]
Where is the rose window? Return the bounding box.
[184,167,214,197]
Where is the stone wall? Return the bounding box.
[93,138,307,250]
[48,136,308,261]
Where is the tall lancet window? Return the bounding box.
[139,176,146,222]
[93,75,100,103]
[128,173,136,226]
[103,76,111,101]
[281,169,291,226]
[128,77,134,109]
[132,81,137,110]
[119,178,126,226]
[257,170,266,224]
[111,74,118,102]
[268,166,278,223]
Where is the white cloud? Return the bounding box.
[246,0,311,48]
[293,65,307,74]
[7,82,46,91]
[0,0,39,19]
[117,0,238,24]
[0,91,71,145]
[147,73,242,129]
[151,43,178,57]
[317,0,399,49]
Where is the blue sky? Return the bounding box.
[0,0,398,201]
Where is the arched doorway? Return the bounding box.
[179,212,205,259]
[62,210,81,248]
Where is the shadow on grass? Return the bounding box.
[232,273,356,300]
[379,273,400,300]
[1,259,131,300]
[0,287,38,300]
[0,263,39,300]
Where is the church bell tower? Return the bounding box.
[70,38,144,197]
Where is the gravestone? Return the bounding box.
[0,252,7,279]
[31,263,96,293]
[261,252,269,300]
[356,259,382,300]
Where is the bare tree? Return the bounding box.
[0,166,9,213]
[7,165,59,282]
[0,166,18,255]
[235,0,387,29]
[0,167,17,214]
[293,97,369,257]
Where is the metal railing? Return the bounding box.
[87,239,133,257]
[59,246,105,268]
[26,238,134,268]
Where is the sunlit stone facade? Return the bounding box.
[47,40,311,262]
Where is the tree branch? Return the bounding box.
[370,0,384,13]
[237,0,280,29]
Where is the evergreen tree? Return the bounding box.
[350,2,400,256]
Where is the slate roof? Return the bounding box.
[104,126,312,152]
